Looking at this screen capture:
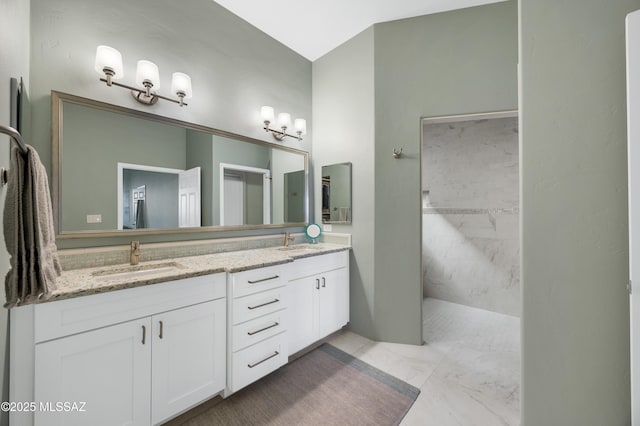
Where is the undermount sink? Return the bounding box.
[91,262,185,281]
[277,244,322,252]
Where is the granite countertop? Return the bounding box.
[48,243,350,303]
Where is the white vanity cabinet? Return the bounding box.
[225,263,289,395]
[287,250,349,355]
[34,316,152,426]
[11,273,227,426]
[150,298,226,425]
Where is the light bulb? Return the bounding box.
[261,106,275,124]
[278,112,291,130]
[94,45,123,80]
[171,72,192,99]
[294,118,307,136]
[135,60,160,90]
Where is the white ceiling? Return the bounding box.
[212,0,507,61]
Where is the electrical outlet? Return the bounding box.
[323,224,332,232]
[86,214,102,224]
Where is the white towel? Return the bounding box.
[3,144,61,307]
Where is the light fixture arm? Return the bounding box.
[102,67,115,86]
[142,80,153,97]
[263,122,303,141]
[99,78,188,106]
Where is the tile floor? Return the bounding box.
[172,297,520,425]
[328,298,521,426]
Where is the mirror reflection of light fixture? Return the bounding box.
[94,45,192,107]
[261,105,306,141]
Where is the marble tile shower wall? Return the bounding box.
[422,116,520,317]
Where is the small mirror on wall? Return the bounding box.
[321,162,352,224]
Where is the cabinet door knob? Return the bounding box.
[322,277,326,288]
[159,320,164,339]
[141,325,146,345]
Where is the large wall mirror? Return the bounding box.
[52,91,308,238]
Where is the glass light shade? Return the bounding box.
[94,45,123,78]
[135,60,160,90]
[294,118,307,135]
[261,106,275,123]
[171,72,192,99]
[278,112,291,129]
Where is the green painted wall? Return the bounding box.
[29,0,312,248]
[313,27,376,338]
[313,1,517,344]
[520,0,634,423]
[372,1,518,343]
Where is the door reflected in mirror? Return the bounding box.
[220,163,269,226]
[321,162,352,224]
[118,164,201,230]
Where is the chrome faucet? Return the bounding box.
[130,241,141,265]
[283,233,295,247]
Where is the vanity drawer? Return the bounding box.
[232,310,287,352]
[287,250,349,280]
[35,273,226,343]
[229,332,287,393]
[230,264,288,298]
[232,287,286,325]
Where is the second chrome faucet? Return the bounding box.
[130,241,141,265]
[283,233,295,247]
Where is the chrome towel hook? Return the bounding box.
[392,148,403,159]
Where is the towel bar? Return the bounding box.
[0,125,28,155]
[0,124,29,186]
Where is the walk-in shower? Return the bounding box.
[421,111,519,316]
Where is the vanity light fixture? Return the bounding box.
[261,106,306,141]
[94,45,192,107]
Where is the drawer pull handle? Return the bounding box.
[316,278,320,290]
[247,275,280,284]
[247,322,279,336]
[159,321,164,339]
[248,299,279,310]
[322,277,326,288]
[248,351,280,368]
[141,325,146,345]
